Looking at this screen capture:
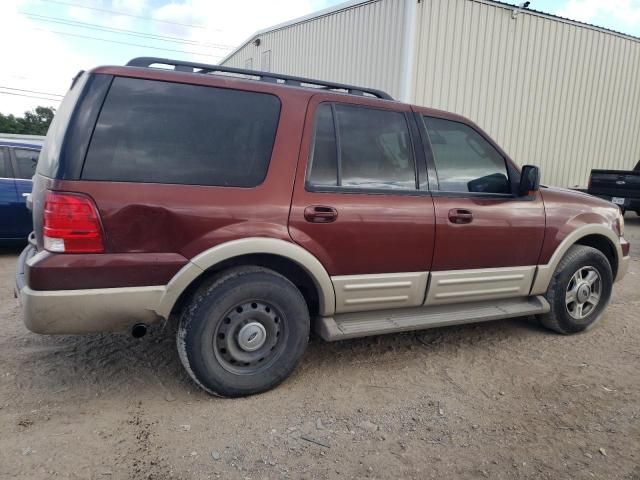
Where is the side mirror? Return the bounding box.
[519,165,540,196]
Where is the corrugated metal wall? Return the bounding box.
[412,0,640,187]
[222,0,640,188]
[222,0,408,100]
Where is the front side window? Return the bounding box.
[424,116,510,194]
[83,77,281,187]
[14,148,39,179]
[307,103,416,191]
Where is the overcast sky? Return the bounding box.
[1,0,639,116]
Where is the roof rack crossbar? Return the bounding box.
[126,57,394,100]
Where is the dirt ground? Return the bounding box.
[1,220,639,480]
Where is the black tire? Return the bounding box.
[539,245,613,334]
[177,266,310,397]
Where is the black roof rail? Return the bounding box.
[126,57,394,101]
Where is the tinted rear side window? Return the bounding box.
[83,77,281,187]
[307,103,416,191]
[337,104,415,190]
[308,104,338,186]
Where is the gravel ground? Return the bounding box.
[1,218,639,480]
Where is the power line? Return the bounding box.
[0,91,62,102]
[25,12,235,50]
[41,0,219,31]
[0,86,64,98]
[32,27,224,59]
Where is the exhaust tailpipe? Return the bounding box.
[131,323,148,338]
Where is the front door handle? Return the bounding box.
[448,208,473,224]
[304,205,338,223]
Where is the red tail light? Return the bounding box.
[43,191,104,253]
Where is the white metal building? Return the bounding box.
[220,0,640,188]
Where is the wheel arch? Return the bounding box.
[574,234,618,279]
[158,238,335,319]
[531,225,622,295]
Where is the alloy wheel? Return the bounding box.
[565,266,602,320]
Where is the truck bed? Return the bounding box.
[588,166,640,212]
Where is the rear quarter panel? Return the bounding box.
[28,78,312,290]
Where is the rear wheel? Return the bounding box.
[538,245,613,334]
[177,266,310,397]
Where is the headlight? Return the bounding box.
[616,211,625,237]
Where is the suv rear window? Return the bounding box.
[82,77,281,187]
[37,72,89,178]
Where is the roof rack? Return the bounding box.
[126,57,394,101]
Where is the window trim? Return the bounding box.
[331,103,343,186]
[305,101,421,195]
[419,114,521,198]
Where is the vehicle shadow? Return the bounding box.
[0,243,26,256]
[9,314,546,402]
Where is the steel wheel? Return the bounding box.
[565,266,602,320]
[213,300,284,375]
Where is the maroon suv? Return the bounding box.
[15,57,630,397]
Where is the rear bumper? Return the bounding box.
[19,286,165,334]
[16,244,165,334]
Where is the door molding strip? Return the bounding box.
[425,266,536,305]
[332,272,428,313]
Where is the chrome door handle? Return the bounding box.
[448,208,473,224]
[304,205,338,223]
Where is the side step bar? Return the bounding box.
[315,296,550,341]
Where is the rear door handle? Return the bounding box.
[448,208,473,224]
[304,205,338,223]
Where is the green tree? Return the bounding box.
[0,106,56,135]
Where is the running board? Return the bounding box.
[315,296,550,341]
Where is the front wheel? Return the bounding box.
[538,245,613,334]
[177,266,310,397]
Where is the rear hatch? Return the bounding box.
[31,72,112,251]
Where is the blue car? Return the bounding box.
[0,139,42,242]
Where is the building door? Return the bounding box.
[414,109,546,304]
[289,95,436,313]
